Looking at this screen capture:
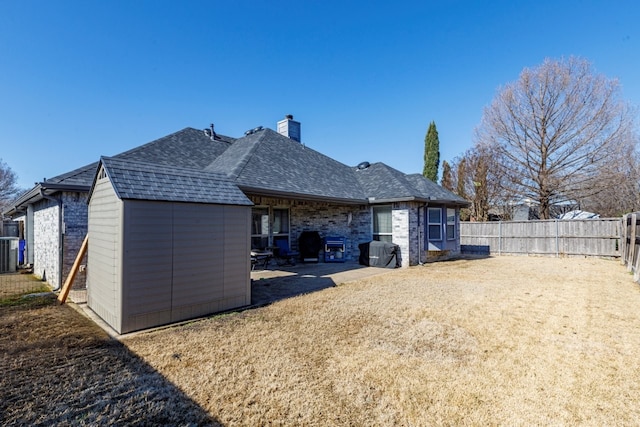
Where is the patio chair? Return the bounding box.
[251,249,272,270]
[274,239,299,266]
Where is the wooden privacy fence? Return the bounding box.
[621,213,640,282]
[460,218,621,258]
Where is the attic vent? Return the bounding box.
[244,126,264,136]
[356,161,370,170]
[98,168,107,180]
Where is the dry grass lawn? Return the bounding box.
[123,256,640,426]
[0,280,215,426]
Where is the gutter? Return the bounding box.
[2,185,43,217]
[239,186,368,205]
[2,182,91,217]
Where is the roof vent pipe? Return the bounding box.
[203,123,218,140]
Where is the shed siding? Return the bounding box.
[223,205,251,303]
[87,176,123,332]
[115,200,250,334]
[171,204,225,321]
[121,200,173,332]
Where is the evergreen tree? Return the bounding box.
[423,121,440,182]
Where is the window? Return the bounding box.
[428,207,442,241]
[446,208,456,240]
[251,207,269,249]
[251,207,291,249]
[272,208,290,248]
[373,205,393,243]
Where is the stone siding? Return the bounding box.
[391,206,409,267]
[246,196,465,267]
[32,191,88,290]
[33,198,60,288]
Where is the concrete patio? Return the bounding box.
[251,260,395,306]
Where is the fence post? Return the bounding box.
[555,218,560,258]
[629,213,637,273]
[621,214,628,266]
[498,221,502,256]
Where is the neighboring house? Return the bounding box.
[558,210,600,220]
[3,116,468,292]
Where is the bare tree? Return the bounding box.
[0,159,22,215]
[440,160,454,192]
[581,142,640,216]
[474,57,637,219]
[449,146,507,221]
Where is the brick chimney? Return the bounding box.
[277,114,301,142]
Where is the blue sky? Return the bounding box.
[1,1,639,189]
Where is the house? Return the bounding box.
[4,115,468,292]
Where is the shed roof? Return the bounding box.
[97,157,252,206]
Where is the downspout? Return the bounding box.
[40,189,63,291]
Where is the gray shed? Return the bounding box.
[87,157,253,334]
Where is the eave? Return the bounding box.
[2,182,91,217]
[239,186,368,206]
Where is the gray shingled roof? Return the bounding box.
[98,157,252,206]
[46,127,233,187]
[204,128,469,205]
[205,128,368,203]
[114,127,234,169]
[404,173,468,205]
[7,124,467,217]
[354,162,424,202]
[353,162,468,204]
[45,162,99,187]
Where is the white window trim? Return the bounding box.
[446,208,456,240]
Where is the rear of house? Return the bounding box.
[4,116,468,328]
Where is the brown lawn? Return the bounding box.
[121,256,640,426]
[0,279,216,426]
